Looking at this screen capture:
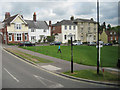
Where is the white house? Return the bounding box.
[52,20,78,43]
[25,12,50,43]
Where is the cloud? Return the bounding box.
[0,1,118,26]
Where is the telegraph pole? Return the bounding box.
[97,0,100,74]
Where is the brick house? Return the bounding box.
[2,12,29,44]
[99,28,119,43]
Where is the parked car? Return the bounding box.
[104,43,112,46]
[73,41,83,45]
[88,42,96,46]
[50,41,61,45]
[19,41,35,46]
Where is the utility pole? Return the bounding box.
[97,0,100,74]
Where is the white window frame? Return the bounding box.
[17,33,22,41]
[65,26,67,30]
[69,26,71,30]
[15,23,22,30]
[73,26,76,30]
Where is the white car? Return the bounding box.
[73,42,83,45]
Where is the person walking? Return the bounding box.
[57,45,62,53]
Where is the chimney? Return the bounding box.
[49,21,51,26]
[21,15,23,18]
[33,12,36,22]
[5,12,10,19]
[70,16,74,21]
[91,18,94,21]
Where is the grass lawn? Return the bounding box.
[63,69,120,83]
[20,45,118,68]
[5,48,52,63]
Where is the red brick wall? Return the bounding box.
[52,25,61,35]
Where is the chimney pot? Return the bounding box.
[33,12,36,22]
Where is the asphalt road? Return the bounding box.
[2,48,115,88]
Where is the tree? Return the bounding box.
[46,35,55,42]
[107,24,111,30]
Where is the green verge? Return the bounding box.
[6,48,52,63]
[63,69,119,83]
[20,46,118,68]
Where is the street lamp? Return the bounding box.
[97,0,100,74]
[68,33,73,73]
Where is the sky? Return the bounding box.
[0,0,119,27]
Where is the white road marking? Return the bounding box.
[4,68,19,82]
[41,65,61,71]
[33,75,64,88]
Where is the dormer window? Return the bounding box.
[15,23,21,29]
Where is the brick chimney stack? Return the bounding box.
[49,21,51,26]
[5,12,10,19]
[33,12,36,22]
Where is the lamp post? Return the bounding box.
[68,33,73,73]
[97,0,100,74]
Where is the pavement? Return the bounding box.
[3,45,120,73]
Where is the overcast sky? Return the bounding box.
[0,0,119,26]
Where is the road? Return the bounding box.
[2,47,115,88]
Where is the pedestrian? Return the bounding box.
[57,45,62,53]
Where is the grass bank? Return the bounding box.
[5,48,52,63]
[64,69,119,83]
[20,46,118,68]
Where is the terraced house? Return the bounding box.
[51,16,97,43]
[2,12,29,44]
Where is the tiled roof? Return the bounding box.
[25,20,49,29]
[52,20,76,26]
[2,14,18,25]
[74,18,97,23]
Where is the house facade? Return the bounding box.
[2,12,29,44]
[25,12,50,43]
[99,28,119,43]
[73,17,98,43]
[51,20,78,43]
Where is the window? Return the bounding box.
[64,35,67,40]
[111,37,113,40]
[81,36,83,40]
[31,36,36,41]
[65,26,67,30]
[17,34,22,41]
[94,36,96,40]
[81,28,83,32]
[25,33,27,41]
[73,26,76,30]
[69,26,71,30]
[31,29,35,32]
[9,33,12,41]
[15,24,21,29]
[94,28,96,32]
[74,35,75,40]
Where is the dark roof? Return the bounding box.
[73,18,97,23]
[2,14,18,25]
[25,20,48,29]
[52,20,76,26]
